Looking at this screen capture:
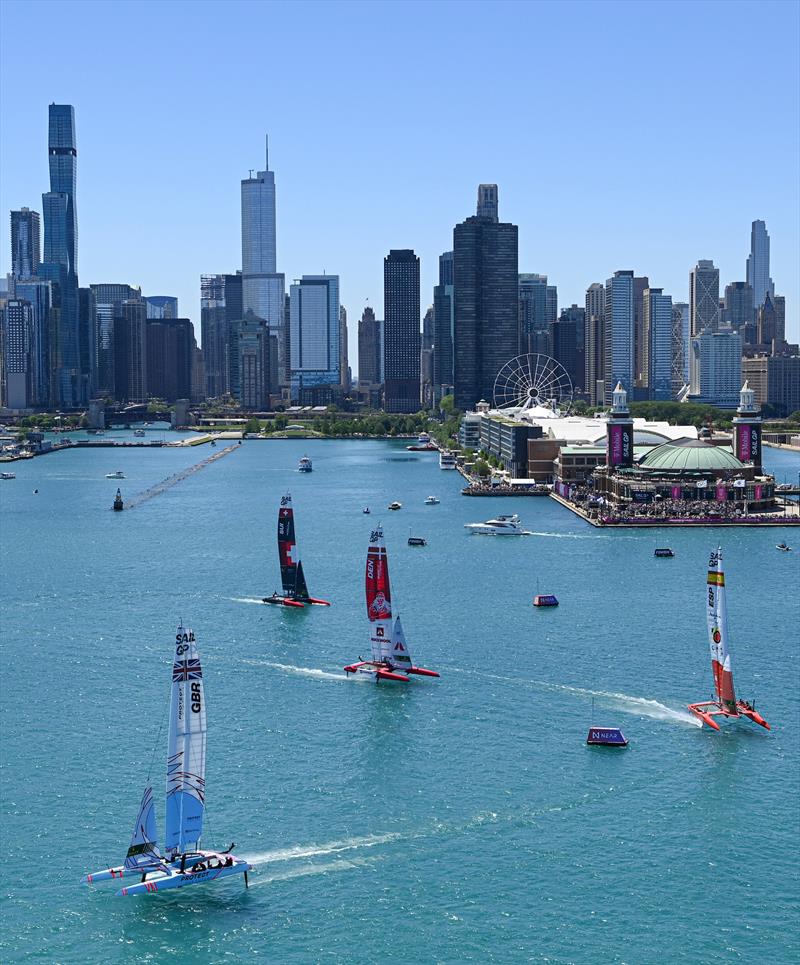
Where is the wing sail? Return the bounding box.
[278,493,304,598]
[390,616,413,670]
[707,548,736,711]
[124,784,162,871]
[366,527,393,662]
[165,625,207,856]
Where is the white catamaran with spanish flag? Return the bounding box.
[344,525,439,683]
[263,493,330,608]
[81,625,251,895]
[688,548,770,731]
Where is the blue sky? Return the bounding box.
[2,0,798,354]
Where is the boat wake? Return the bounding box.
[526,531,600,540]
[246,832,400,867]
[228,596,268,605]
[249,856,381,887]
[247,660,352,682]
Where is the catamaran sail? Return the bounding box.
[124,785,163,871]
[688,548,770,731]
[344,527,439,682]
[366,526,394,663]
[165,626,207,857]
[82,623,251,895]
[264,493,330,607]
[706,548,736,713]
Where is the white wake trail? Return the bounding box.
[246,832,401,867]
[249,856,380,887]
[228,596,267,605]
[541,682,702,727]
[247,660,351,682]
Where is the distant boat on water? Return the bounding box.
[298,456,313,472]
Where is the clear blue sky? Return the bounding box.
[2,0,798,356]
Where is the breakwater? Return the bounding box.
[120,443,240,510]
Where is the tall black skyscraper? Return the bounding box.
[433,250,455,401]
[41,103,81,405]
[383,249,420,412]
[10,209,41,281]
[358,306,382,385]
[453,188,518,410]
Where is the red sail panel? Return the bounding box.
[706,548,736,711]
[366,527,392,662]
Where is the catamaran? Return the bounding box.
[344,525,439,683]
[687,548,770,731]
[263,493,330,608]
[81,625,251,895]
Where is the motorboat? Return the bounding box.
[106,471,126,479]
[388,501,402,511]
[134,429,146,437]
[424,496,440,505]
[0,471,16,480]
[439,450,457,470]
[298,455,313,472]
[406,432,437,452]
[776,543,792,552]
[464,514,530,535]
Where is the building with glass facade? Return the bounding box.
[603,271,634,404]
[746,220,774,311]
[643,287,673,401]
[10,208,41,281]
[689,259,720,336]
[145,295,178,319]
[289,275,340,401]
[689,327,742,408]
[433,251,454,402]
[585,282,605,405]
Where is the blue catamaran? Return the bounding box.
[81,625,251,896]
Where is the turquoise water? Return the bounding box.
[1,439,798,964]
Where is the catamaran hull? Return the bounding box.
[118,860,251,896]
[688,700,771,731]
[263,595,305,608]
[343,661,438,682]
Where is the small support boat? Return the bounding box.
[113,489,124,511]
[533,594,559,607]
[0,471,16,480]
[654,548,674,558]
[106,470,126,479]
[263,493,330,608]
[298,455,313,472]
[344,526,439,683]
[586,727,628,747]
[408,536,427,547]
[687,547,770,731]
[363,507,370,514]
[81,624,251,895]
[388,501,402,511]
[424,496,440,505]
[776,543,792,552]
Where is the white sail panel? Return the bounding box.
[390,616,413,670]
[124,784,162,870]
[165,626,207,855]
[706,548,736,709]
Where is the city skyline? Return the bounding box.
[1,0,798,363]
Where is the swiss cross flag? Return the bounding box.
[281,542,299,566]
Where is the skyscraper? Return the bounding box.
[289,275,340,401]
[689,328,742,408]
[558,304,585,392]
[671,301,690,397]
[519,274,549,355]
[756,293,777,347]
[643,287,673,400]
[358,306,382,386]
[14,278,52,406]
[146,317,194,401]
[549,316,578,391]
[603,271,635,404]
[383,249,421,413]
[41,104,80,405]
[200,274,228,398]
[746,220,774,311]
[476,184,499,221]
[723,281,754,332]
[238,313,271,408]
[3,299,35,408]
[145,296,179,319]
[689,259,720,335]
[585,282,605,405]
[10,209,40,281]
[632,275,649,388]
[241,138,285,376]
[113,299,147,402]
[433,251,455,401]
[339,305,350,392]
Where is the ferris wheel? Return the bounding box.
[493,353,574,414]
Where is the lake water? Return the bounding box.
[1,438,798,964]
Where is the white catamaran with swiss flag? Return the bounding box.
[344,525,439,683]
[688,548,770,731]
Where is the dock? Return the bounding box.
[121,444,240,510]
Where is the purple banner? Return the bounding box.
[755,484,763,501]
[608,424,623,465]
[737,427,752,463]
[716,485,727,502]
[671,486,681,499]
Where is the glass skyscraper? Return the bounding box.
[10,208,41,281]
[383,249,421,413]
[603,271,635,404]
[241,137,285,378]
[289,275,340,401]
[746,220,774,311]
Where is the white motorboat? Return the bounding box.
[464,514,531,536]
[439,450,457,469]
[388,501,402,511]
[106,471,126,479]
[298,456,313,472]
[0,471,16,480]
[424,496,440,505]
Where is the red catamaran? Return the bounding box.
[687,548,769,731]
[344,525,439,682]
[263,493,330,608]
